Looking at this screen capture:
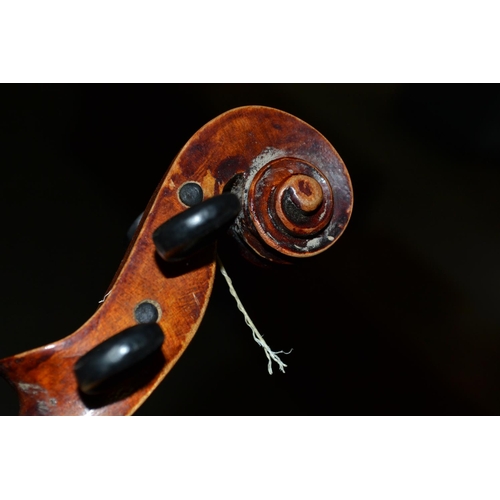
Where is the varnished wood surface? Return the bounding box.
[0,105,352,415]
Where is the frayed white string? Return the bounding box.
[217,254,292,374]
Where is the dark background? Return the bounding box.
[1,84,500,416]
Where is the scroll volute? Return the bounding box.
[222,107,353,264]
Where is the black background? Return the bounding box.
[1,84,500,416]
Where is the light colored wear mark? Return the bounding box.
[99,291,111,304]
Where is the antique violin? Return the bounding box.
[0,105,353,416]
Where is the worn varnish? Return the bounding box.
[0,106,353,415]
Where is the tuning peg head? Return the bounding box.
[153,192,241,262]
[74,323,165,395]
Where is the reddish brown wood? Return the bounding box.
[0,106,353,415]
[279,174,325,214]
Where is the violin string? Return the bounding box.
[216,253,292,375]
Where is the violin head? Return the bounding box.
[0,105,353,415]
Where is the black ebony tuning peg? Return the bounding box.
[153,192,241,262]
[74,323,165,395]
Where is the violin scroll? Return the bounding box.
[0,105,353,416]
